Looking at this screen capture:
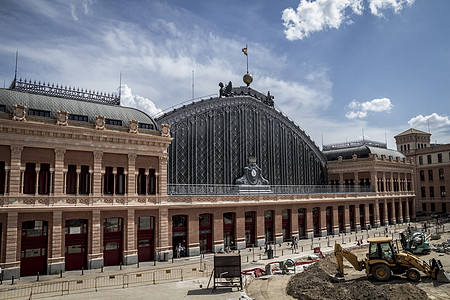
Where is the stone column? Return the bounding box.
[124,209,138,264]
[364,204,370,229]
[374,199,380,228]
[4,166,10,194]
[398,200,403,224]
[3,211,20,279]
[188,211,200,256]
[405,200,411,223]
[34,165,40,195]
[339,173,344,186]
[344,205,350,233]
[354,172,359,188]
[93,151,103,196]
[290,208,299,240]
[127,154,137,197]
[236,210,246,250]
[213,211,224,252]
[306,207,314,239]
[355,205,361,231]
[371,172,378,192]
[9,145,23,196]
[382,172,386,192]
[332,206,339,235]
[53,149,65,195]
[158,156,169,196]
[255,208,265,247]
[157,207,171,259]
[319,206,327,237]
[88,209,103,269]
[274,207,283,244]
[390,200,396,225]
[48,210,64,273]
[384,199,389,225]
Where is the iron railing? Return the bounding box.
[167,184,374,196]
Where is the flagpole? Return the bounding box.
[246,44,248,73]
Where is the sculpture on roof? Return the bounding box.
[219,81,233,98]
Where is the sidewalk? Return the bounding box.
[4,221,431,287]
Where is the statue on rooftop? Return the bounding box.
[219,81,233,98]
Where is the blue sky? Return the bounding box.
[1,0,449,148]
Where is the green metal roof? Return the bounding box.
[0,88,158,129]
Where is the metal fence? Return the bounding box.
[0,264,214,300]
[167,183,374,196]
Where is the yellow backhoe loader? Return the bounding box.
[335,236,450,282]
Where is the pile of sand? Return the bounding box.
[286,255,430,300]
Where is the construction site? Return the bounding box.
[1,222,449,300]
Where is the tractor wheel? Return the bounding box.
[406,268,421,282]
[371,264,391,281]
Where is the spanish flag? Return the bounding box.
[242,47,248,56]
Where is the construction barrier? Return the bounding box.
[0,264,214,300]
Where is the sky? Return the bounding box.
[1,0,450,149]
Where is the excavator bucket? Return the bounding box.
[433,259,450,283]
[436,270,450,283]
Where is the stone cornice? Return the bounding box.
[0,119,172,154]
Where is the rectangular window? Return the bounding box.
[23,162,36,194]
[105,119,122,126]
[104,167,114,195]
[38,163,51,194]
[137,168,147,195]
[66,165,77,194]
[104,217,122,232]
[439,169,444,180]
[0,104,6,112]
[431,203,436,212]
[28,108,51,118]
[138,123,154,130]
[419,156,423,165]
[421,187,426,198]
[65,219,87,235]
[441,186,446,198]
[148,168,156,195]
[0,161,5,194]
[438,153,443,163]
[138,216,154,230]
[427,155,432,164]
[116,167,125,195]
[79,165,90,195]
[69,114,88,122]
[430,186,435,198]
[422,203,427,212]
[428,170,433,181]
[420,170,425,181]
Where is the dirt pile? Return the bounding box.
[286,255,430,300]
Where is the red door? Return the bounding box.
[282,209,291,242]
[312,207,320,237]
[245,211,255,247]
[349,206,355,231]
[103,218,123,266]
[298,209,305,238]
[65,219,88,271]
[359,205,365,229]
[326,207,332,235]
[138,216,155,262]
[338,206,344,232]
[264,211,274,243]
[21,221,48,277]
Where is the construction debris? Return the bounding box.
[286,254,430,300]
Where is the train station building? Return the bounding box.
[0,77,415,279]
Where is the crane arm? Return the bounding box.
[335,243,364,276]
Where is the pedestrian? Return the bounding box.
[424,221,427,231]
[176,243,181,258]
[384,223,388,235]
[291,236,295,249]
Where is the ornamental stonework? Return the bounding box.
[95,115,105,130]
[161,123,171,137]
[13,104,27,121]
[129,120,139,134]
[56,110,69,126]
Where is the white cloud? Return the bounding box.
[282,0,363,41]
[408,113,450,128]
[282,0,415,40]
[346,97,393,119]
[119,84,162,117]
[368,0,415,17]
[70,4,78,21]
